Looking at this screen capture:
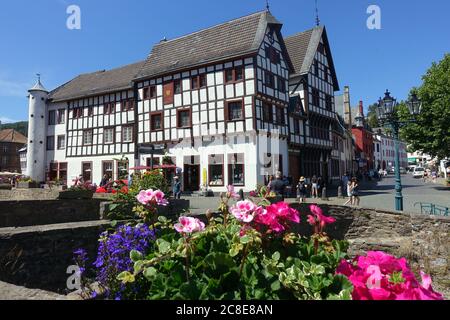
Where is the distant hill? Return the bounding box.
[0,121,28,137]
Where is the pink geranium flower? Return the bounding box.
[230,200,259,223]
[336,251,443,300]
[174,216,205,234]
[254,202,300,233]
[136,189,169,206]
[308,205,336,233]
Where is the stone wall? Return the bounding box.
[291,203,450,297]
[0,220,110,293]
[0,199,106,228]
[0,189,60,201]
[0,202,448,298]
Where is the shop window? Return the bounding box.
[208,154,224,186]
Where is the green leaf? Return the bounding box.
[134,260,145,274]
[272,251,281,262]
[240,235,251,244]
[117,271,135,284]
[270,280,281,291]
[110,220,118,227]
[130,250,143,262]
[143,267,158,280]
[157,239,171,254]
[158,216,168,224]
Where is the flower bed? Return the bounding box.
[74,186,444,300]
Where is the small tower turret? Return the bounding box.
[26,74,48,183]
[354,101,365,128]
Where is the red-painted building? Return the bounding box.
[352,101,374,172]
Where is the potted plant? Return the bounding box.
[17,176,39,189]
[58,177,96,200]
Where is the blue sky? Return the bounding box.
[0,0,449,123]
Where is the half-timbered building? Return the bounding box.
[285,26,340,183]
[26,10,342,192]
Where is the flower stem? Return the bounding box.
[239,244,249,278]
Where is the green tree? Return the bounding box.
[0,121,28,137]
[399,54,450,160]
[366,103,380,129]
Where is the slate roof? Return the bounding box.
[136,10,287,80]
[285,26,339,91]
[284,28,316,76]
[49,60,145,102]
[0,129,27,144]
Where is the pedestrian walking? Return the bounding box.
[271,171,286,201]
[351,177,360,206]
[343,180,353,206]
[173,176,182,199]
[296,177,308,203]
[311,175,318,199]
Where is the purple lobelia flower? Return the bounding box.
[93,224,156,299]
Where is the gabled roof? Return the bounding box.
[136,10,291,80]
[0,129,27,144]
[285,26,339,91]
[49,61,145,102]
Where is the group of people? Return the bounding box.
[294,175,326,203]
[265,172,326,202]
[342,175,361,206]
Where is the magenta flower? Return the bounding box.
[136,189,169,206]
[254,202,300,233]
[336,251,443,300]
[230,200,259,223]
[174,216,205,234]
[308,205,336,232]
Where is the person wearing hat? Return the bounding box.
[296,177,308,203]
[173,176,182,199]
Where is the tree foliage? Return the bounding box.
[366,103,380,129]
[0,121,28,137]
[399,54,450,159]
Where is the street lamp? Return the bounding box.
[376,90,422,211]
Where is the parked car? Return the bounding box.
[413,167,425,178]
[400,167,407,174]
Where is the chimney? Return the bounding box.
[344,86,352,126]
[359,101,364,117]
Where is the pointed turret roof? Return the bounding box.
[29,77,48,93]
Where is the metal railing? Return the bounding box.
[414,202,449,216]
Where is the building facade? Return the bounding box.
[352,101,374,172]
[25,10,342,192]
[285,26,340,183]
[0,129,27,173]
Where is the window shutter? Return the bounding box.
[163,82,174,105]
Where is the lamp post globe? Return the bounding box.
[407,92,422,116]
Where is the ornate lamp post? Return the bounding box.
[376,90,422,211]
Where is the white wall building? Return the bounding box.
[25,10,344,193]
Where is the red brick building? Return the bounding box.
[0,129,27,173]
[351,102,374,172]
